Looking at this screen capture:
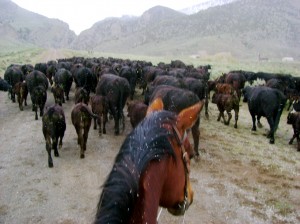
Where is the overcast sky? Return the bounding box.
[11,0,205,35]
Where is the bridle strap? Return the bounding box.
[171,125,189,209]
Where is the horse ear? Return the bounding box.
[146,98,164,116]
[176,100,204,130]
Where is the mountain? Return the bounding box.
[1,0,299,60]
[0,0,76,50]
[72,6,187,52]
[180,0,238,14]
[73,0,300,59]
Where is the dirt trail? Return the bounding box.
[0,51,299,224]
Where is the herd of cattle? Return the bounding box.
[1,56,300,167]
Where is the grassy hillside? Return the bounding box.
[73,0,300,60]
[1,0,299,60]
[0,0,76,49]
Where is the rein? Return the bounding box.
[156,124,190,223]
[171,124,190,210]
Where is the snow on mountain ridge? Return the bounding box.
[180,0,239,14]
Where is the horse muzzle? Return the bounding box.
[167,197,193,216]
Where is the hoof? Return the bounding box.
[80,154,85,159]
[269,139,275,144]
[48,163,53,168]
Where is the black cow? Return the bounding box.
[42,104,66,167]
[54,68,73,101]
[96,74,130,135]
[287,111,300,151]
[118,65,137,100]
[183,77,209,119]
[34,62,48,75]
[0,77,11,92]
[46,64,57,85]
[73,66,97,94]
[146,85,204,157]
[243,86,287,144]
[26,71,48,120]
[4,65,25,102]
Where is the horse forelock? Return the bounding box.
[95,110,177,223]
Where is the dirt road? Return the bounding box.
[0,51,299,223]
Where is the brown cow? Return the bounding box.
[71,103,97,158]
[212,92,239,128]
[127,100,148,128]
[215,83,235,95]
[287,111,300,151]
[42,104,66,167]
[13,81,28,111]
[74,87,89,104]
[51,84,65,106]
[90,95,108,136]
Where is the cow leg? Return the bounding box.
[103,114,107,134]
[11,92,16,103]
[234,109,239,128]
[251,114,257,131]
[191,118,200,157]
[266,117,275,144]
[98,116,102,136]
[35,106,38,120]
[81,127,89,159]
[20,97,25,111]
[18,94,23,111]
[205,98,209,119]
[59,136,63,149]
[257,116,263,128]
[220,111,226,124]
[40,104,44,117]
[93,116,97,130]
[45,136,53,168]
[75,125,82,146]
[226,111,232,125]
[121,112,125,133]
[52,136,59,157]
[289,131,296,145]
[114,114,120,135]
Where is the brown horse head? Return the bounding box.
[95,98,204,224]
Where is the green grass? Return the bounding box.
[1,47,299,79]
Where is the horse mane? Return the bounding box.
[95,110,177,224]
